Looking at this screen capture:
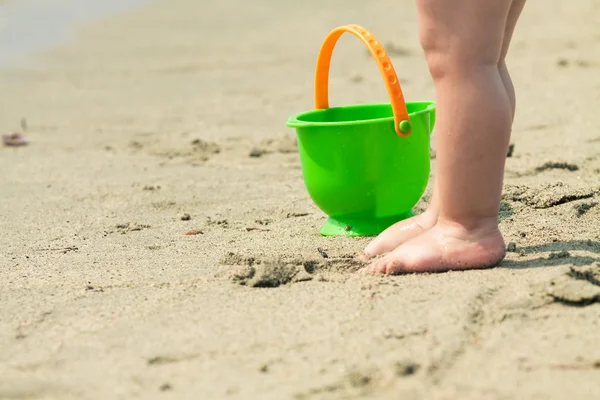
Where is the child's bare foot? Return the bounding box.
[358,208,438,261]
[362,219,506,274]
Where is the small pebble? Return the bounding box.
[395,361,420,377]
[181,213,191,221]
[258,364,269,373]
[507,242,517,252]
[184,229,203,235]
[506,143,515,157]
[317,247,329,259]
[159,383,172,391]
[549,250,570,259]
[2,132,28,147]
[249,148,266,158]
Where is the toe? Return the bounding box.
[362,214,434,259]
[379,257,405,275]
[366,256,395,275]
[362,232,399,261]
[367,245,418,275]
[361,238,385,261]
[357,251,372,262]
[363,225,404,257]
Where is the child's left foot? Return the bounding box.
[358,208,438,262]
[362,219,506,274]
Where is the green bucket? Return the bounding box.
[286,24,436,237]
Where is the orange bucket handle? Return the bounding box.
[314,24,412,137]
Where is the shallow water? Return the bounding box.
[0,0,151,68]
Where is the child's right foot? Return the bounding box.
[358,208,438,261]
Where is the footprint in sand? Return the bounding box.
[132,138,222,163]
[219,252,365,288]
[503,182,598,209]
[546,263,600,306]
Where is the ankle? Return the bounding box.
[414,208,438,229]
[436,216,502,241]
[422,205,439,219]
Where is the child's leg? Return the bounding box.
[364,0,522,274]
[500,0,526,119]
[360,0,525,262]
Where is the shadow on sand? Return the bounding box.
[500,240,600,269]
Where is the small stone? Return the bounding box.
[381,329,393,339]
[2,132,28,147]
[317,247,329,258]
[249,148,267,158]
[159,383,172,391]
[258,364,269,373]
[507,242,517,252]
[181,213,191,221]
[184,229,203,235]
[519,249,526,257]
[507,143,515,157]
[395,361,420,377]
[549,250,571,259]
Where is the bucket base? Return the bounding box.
[320,211,416,237]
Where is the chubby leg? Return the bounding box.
[500,0,526,119]
[365,0,521,274]
[359,0,525,262]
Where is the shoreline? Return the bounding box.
[0,0,152,69]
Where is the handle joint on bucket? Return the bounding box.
[314,24,412,137]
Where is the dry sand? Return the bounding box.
[1,0,599,399]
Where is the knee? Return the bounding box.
[422,49,452,82]
[418,25,453,80]
[419,26,498,81]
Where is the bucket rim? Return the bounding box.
[285,101,435,129]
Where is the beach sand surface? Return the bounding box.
[1,0,599,398]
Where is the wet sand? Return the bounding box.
[1,0,599,398]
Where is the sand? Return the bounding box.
[1,0,599,398]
